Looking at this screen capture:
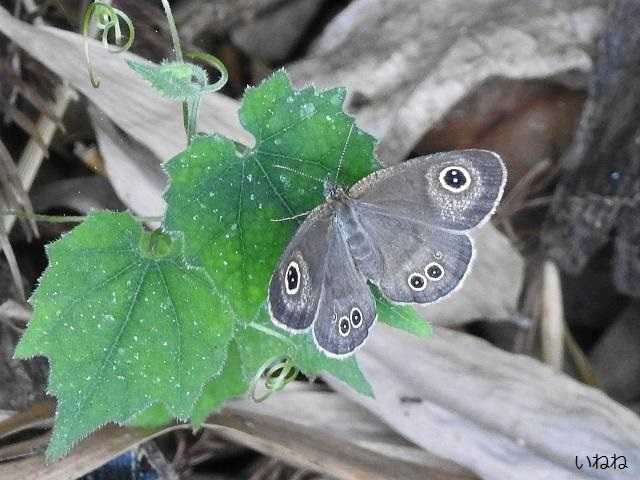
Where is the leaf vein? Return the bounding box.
[155,263,183,407]
[73,261,151,418]
[258,109,318,145]
[42,261,142,341]
[256,150,332,175]
[236,159,248,303]
[253,155,295,217]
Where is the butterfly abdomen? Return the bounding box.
[336,201,382,280]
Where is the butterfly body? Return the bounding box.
[268,150,506,357]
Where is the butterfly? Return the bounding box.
[267,149,506,357]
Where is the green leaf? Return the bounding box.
[15,212,234,460]
[376,293,433,337]
[129,342,248,428]
[126,403,173,429]
[164,70,378,321]
[164,70,433,400]
[128,60,210,100]
[130,315,373,428]
[292,333,373,397]
[190,341,248,425]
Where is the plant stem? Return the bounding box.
[2,212,87,223]
[0,211,163,224]
[160,0,183,63]
[159,0,192,143]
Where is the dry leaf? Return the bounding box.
[0,6,252,163]
[89,106,167,219]
[542,0,640,297]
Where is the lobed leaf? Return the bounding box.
[130,342,248,428]
[16,70,434,457]
[15,212,235,459]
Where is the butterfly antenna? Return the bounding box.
[270,209,312,222]
[272,164,325,185]
[334,121,355,184]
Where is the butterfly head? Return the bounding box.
[323,180,347,201]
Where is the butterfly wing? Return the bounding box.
[268,205,333,332]
[346,149,505,304]
[311,214,376,357]
[349,150,506,231]
[351,204,473,304]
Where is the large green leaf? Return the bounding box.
[16,70,435,460]
[14,212,234,460]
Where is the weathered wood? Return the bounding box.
[329,324,640,479]
[0,388,478,480]
[289,0,606,166]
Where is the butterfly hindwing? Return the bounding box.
[311,216,376,357]
[351,204,473,304]
[349,149,506,232]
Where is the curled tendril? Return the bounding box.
[184,52,229,94]
[82,1,135,88]
[250,356,300,403]
[182,52,229,141]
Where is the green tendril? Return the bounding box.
[160,0,183,63]
[82,1,135,88]
[180,52,229,142]
[185,52,229,94]
[250,356,300,403]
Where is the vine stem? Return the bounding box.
[160,0,183,63]
[159,0,192,143]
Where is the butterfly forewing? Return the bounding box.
[349,149,506,232]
